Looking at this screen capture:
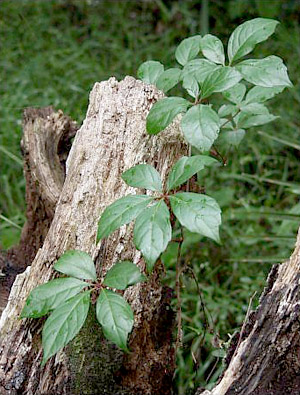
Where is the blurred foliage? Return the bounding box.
[1,0,300,393]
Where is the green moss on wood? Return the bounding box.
[67,305,130,395]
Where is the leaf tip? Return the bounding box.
[120,343,131,354]
[214,234,222,245]
[146,260,156,274]
[96,226,104,243]
[41,356,48,367]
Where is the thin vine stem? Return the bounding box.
[175,227,184,352]
[221,109,240,129]
[186,143,192,191]
[212,144,227,166]
[175,143,192,352]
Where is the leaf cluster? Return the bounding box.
[21,251,146,365]
[138,18,292,152]
[97,157,221,272]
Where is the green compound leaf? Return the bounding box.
[137,61,164,84]
[167,155,218,191]
[235,56,292,88]
[42,291,90,365]
[217,129,246,147]
[239,102,269,114]
[96,289,134,352]
[201,66,242,99]
[103,261,146,290]
[236,102,279,128]
[122,164,162,192]
[175,35,202,66]
[97,195,154,241]
[21,277,89,319]
[182,59,220,84]
[156,68,181,92]
[220,118,233,130]
[201,34,225,65]
[182,74,199,99]
[222,83,246,104]
[170,192,221,243]
[228,18,279,63]
[240,102,269,114]
[245,85,285,103]
[181,104,220,152]
[218,104,237,118]
[54,250,96,281]
[146,97,191,135]
[237,112,278,129]
[134,200,171,272]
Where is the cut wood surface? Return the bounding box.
[0,77,187,394]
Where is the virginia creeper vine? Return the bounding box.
[21,18,292,366]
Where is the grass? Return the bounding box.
[1,0,300,393]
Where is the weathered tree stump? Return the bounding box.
[0,76,187,394]
[197,229,300,395]
[0,107,77,316]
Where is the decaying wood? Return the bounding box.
[0,77,188,394]
[197,228,300,395]
[0,108,77,316]
[10,107,78,268]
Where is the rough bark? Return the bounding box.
[0,108,77,316]
[197,228,300,395]
[10,107,78,268]
[0,76,187,394]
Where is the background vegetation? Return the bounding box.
[1,0,299,393]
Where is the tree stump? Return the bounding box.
[0,76,187,394]
[197,229,300,395]
[0,107,77,317]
